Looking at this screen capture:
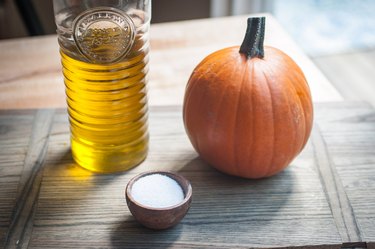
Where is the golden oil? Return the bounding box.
[60,33,149,173]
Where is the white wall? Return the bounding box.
[210,0,274,17]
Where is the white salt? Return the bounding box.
[131,174,185,208]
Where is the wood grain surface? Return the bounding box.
[0,14,342,111]
[314,103,375,249]
[4,110,54,249]
[0,102,374,248]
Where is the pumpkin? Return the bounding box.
[182,17,313,179]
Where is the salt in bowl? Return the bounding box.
[125,171,192,229]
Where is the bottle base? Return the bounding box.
[71,138,148,174]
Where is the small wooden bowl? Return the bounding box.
[125,171,192,230]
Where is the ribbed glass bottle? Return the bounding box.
[55,3,151,173]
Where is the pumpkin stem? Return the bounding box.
[239,17,265,59]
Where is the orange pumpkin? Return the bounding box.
[183,17,313,179]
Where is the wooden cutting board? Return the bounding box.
[1,102,374,249]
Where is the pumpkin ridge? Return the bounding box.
[183,54,232,154]
[193,55,239,172]
[184,69,214,153]
[183,68,207,115]
[283,72,305,165]
[263,48,313,142]
[262,60,297,175]
[233,57,251,177]
[210,60,241,172]
[247,62,257,177]
[285,71,309,154]
[276,51,312,153]
[261,67,276,177]
[279,71,301,173]
[182,75,202,152]
[287,67,313,151]
[184,48,233,103]
[190,49,232,78]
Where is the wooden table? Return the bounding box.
[0,14,342,109]
[1,15,375,249]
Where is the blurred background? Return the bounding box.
[1,0,374,105]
